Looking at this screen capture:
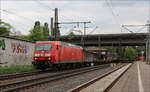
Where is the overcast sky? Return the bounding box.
[0,0,149,35]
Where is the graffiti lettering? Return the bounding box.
[11,43,27,54]
[0,40,5,50]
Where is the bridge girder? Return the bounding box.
[57,33,147,46]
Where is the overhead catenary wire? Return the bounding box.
[0,6,53,25]
[2,12,32,27]
[109,0,120,17]
[1,9,52,32]
[136,26,146,33]
[35,0,54,11]
[1,9,50,26]
[105,0,121,27]
[122,25,147,33]
[1,11,45,35]
[88,26,98,34]
[1,14,31,32]
[36,1,73,22]
[122,26,134,33]
[34,1,86,35]
[1,9,34,22]
[1,19,23,34]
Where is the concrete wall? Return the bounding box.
[0,37,35,66]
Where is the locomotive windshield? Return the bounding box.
[35,44,52,50]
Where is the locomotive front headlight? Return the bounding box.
[35,54,40,56]
[45,54,51,56]
[34,58,38,60]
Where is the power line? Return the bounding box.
[88,26,98,34]
[1,15,31,32]
[1,8,53,24]
[59,14,72,21]
[35,0,54,11]
[5,15,31,27]
[1,19,23,32]
[122,24,147,33]
[109,0,119,16]
[1,13,37,35]
[105,0,121,26]
[1,9,52,30]
[1,9,34,22]
[136,26,146,33]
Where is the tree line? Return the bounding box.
[106,46,145,60]
[0,21,50,41]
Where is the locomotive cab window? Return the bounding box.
[36,44,52,50]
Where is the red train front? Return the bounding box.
[32,41,84,70]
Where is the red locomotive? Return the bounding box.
[32,41,111,70]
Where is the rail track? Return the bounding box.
[0,70,46,81]
[68,63,132,92]
[0,64,110,92]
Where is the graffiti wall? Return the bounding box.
[0,40,5,50]
[0,36,35,66]
[0,39,5,64]
[11,43,27,54]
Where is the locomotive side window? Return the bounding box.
[36,44,52,50]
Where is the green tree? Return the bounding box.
[68,32,75,36]
[0,21,12,36]
[28,21,44,41]
[21,35,30,40]
[42,23,49,41]
[27,21,50,41]
[125,46,136,60]
[116,47,126,58]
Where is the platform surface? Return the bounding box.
[109,61,150,92]
[79,61,150,92]
[80,63,131,92]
